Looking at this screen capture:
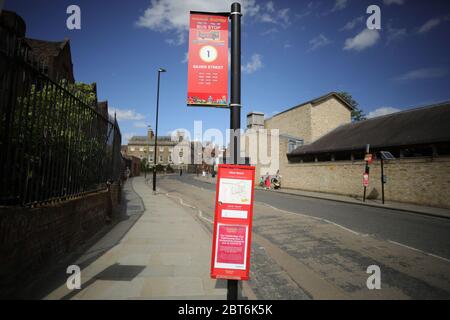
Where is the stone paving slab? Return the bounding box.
[44,176,226,300]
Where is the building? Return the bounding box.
[285,101,450,208]
[24,37,75,83]
[242,92,353,180]
[243,92,450,208]
[0,10,75,83]
[126,127,190,169]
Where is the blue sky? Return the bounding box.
[4,0,450,144]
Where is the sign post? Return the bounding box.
[379,151,395,205]
[228,2,242,300]
[187,2,244,300]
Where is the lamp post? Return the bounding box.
[153,68,166,192]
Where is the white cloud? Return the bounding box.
[394,68,448,81]
[165,32,185,46]
[383,0,405,5]
[340,16,364,31]
[418,17,441,34]
[386,25,407,45]
[136,0,261,45]
[260,27,278,36]
[109,108,145,121]
[258,6,290,27]
[136,0,291,45]
[332,0,348,12]
[343,29,380,51]
[308,34,331,51]
[133,122,148,128]
[367,107,401,118]
[136,0,260,31]
[242,54,263,74]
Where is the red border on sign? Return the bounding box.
[210,164,255,280]
[187,13,229,107]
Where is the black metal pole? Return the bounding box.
[381,157,385,204]
[153,70,161,192]
[227,2,241,301]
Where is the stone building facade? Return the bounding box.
[243,92,450,208]
[126,128,190,169]
[286,100,450,208]
[242,92,353,180]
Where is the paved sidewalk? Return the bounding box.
[44,176,227,300]
[193,175,450,219]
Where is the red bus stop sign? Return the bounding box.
[211,164,255,280]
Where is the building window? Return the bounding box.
[401,146,433,158]
[168,152,172,162]
[159,154,163,162]
[288,139,303,153]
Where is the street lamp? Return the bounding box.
[153,67,166,192]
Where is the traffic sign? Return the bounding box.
[364,153,373,164]
[363,173,369,187]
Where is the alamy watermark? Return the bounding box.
[66,5,81,30]
[366,265,381,290]
[66,265,81,290]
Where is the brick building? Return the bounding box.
[0,10,75,83]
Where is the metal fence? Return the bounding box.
[0,28,123,206]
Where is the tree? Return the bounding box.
[338,91,367,122]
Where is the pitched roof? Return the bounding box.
[128,135,175,145]
[288,100,450,157]
[24,38,69,58]
[268,92,354,120]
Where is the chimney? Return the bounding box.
[147,126,154,141]
[247,112,265,130]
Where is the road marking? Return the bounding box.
[165,192,214,224]
[168,178,450,264]
[263,203,364,236]
[388,240,450,263]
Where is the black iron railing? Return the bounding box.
[0,28,123,206]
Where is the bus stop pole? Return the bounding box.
[228,1,241,301]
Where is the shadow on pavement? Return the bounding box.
[18,178,145,299]
[61,263,146,300]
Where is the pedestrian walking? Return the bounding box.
[265,172,271,190]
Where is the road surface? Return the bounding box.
[158,174,450,299]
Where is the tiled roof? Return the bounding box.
[24,38,68,58]
[288,100,450,157]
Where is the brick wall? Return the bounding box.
[265,103,312,143]
[310,97,351,142]
[280,156,450,209]
[0,182,122,298]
